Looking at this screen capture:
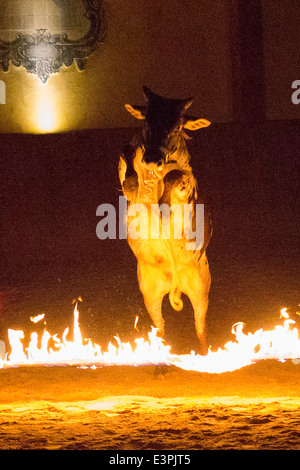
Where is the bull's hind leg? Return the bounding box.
[191,292,209,355]
[137,262,171,337]
[143,295,165,337]
[181,255,211,355]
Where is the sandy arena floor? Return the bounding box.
[0,360,299,450]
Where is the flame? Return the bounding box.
[30,313,45,324]
[280,307,289,319]
[0,304,299,373]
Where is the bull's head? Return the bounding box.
[125,86,211,170]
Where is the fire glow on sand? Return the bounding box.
[0,302,299,374]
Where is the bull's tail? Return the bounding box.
[169,287,183,312]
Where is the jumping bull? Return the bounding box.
[118,87,212,353]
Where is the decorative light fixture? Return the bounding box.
[0,0,106,83]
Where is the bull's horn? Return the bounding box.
[183,98,193,110]
[143,85,153,100]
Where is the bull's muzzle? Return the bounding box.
[143,146,165,166]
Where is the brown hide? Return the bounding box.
[119,90,212,353]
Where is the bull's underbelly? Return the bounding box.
[128,236,200,267]
[128,237,172,266]
[126,210,202,267]
[129,236,210,297]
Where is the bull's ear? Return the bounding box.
[183,117,211,131]
[125,104,146,120]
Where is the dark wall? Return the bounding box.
[262,0,300,120]
[0,121,299,284]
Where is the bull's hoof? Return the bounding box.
[154,364,169,377]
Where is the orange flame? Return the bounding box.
[0,306,299,373]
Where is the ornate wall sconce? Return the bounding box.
[0,0,106,83]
